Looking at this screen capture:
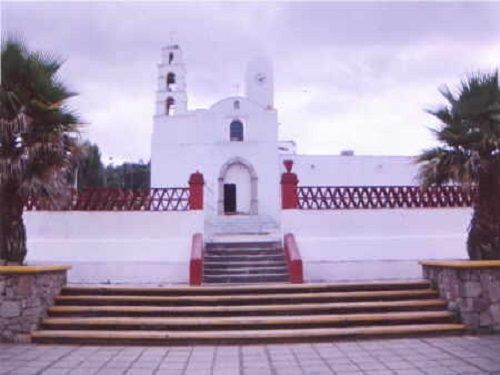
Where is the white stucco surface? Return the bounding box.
[283,155,421,186]
[25,211,204,284]
[282,208,472,281]
[23,207,473,284]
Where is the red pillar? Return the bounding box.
[281,160,298,209]
[188,171,204,210]
[190,233,203,286]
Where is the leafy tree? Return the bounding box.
[104,161,150,189]
[0,38,81,264]
[417,72,500,260]
[76,141,105,189]
[75,140,151,189]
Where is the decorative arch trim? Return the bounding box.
[217,157,258,215]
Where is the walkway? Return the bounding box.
[1,335,500,375]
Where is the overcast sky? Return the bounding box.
[2,1,499,162]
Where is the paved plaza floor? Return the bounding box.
[1,335,500,375]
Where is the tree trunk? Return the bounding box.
[467,164,500,260]
[0,184,27,265]
[0,188,5,265]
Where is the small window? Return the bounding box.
[166,97,176,116]
[233,100,240,110]
[230,120,243,141]
[166,72,176,91]
[168,52,174,64]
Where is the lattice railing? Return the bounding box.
[297,185,474,210]
[24,188,190,211]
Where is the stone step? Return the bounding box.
[55,289,439,306]
[206,241,281,250]
[206,216,278,230]
[61,280,432,296]
[204,254,286,263]
[205,249,284,257]
[31,323,466,345]
[40,311,454,331]
[205,234,281,244]
[203,273,290,284]
[203,267,288,276]
[203,261,287,270]
[47,299,449,318]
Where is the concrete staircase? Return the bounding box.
[203,241,289,284]
[31,280,465,345]
[204,214,280,242]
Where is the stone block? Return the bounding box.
[488,282,500,303]
[480,272,492,285]
[16,275,34,296]
[0,301,21,318]
[460,312,480,330]
[22,306,42,319]
[460,270,479,281]
[461,281,482,298]
[475,298,491,312]
[491,303,500,325]
[440,279,459,300]
[462,298,475,312]
[479,311,493,327]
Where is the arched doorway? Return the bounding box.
[218,158,258,215]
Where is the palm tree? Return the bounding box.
[0,38,82,264]
[417,71,500,260]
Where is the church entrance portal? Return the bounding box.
[218,158,258,215]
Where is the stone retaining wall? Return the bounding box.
[0,266,69,342]
[422,261,500,332]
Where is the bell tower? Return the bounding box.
[155,44,188,116]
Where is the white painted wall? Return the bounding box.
[25,211,204,284]
[282,155,420,186]
[282,208,472,282]
[24,208,473,284]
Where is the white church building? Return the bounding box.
[23,44,472,284]
[151,45,420,234]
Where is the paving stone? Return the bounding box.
[155,371,184,375]
[383,361,416,370]
[125,370,155,375]
[95,370,126,375]
[393,370,425,375]
[2,336,500,374]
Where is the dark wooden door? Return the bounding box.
[224,184,236,213]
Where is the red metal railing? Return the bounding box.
[297,185,474,210]
[24,188,190,211]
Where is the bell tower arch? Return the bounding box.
[155,44,188,116]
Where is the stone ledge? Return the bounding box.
[420,260,500,269]
[0,265,71,275]
[421,261,500,332]
[1,267,69,342]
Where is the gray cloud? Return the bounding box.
[2,1,499,161]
